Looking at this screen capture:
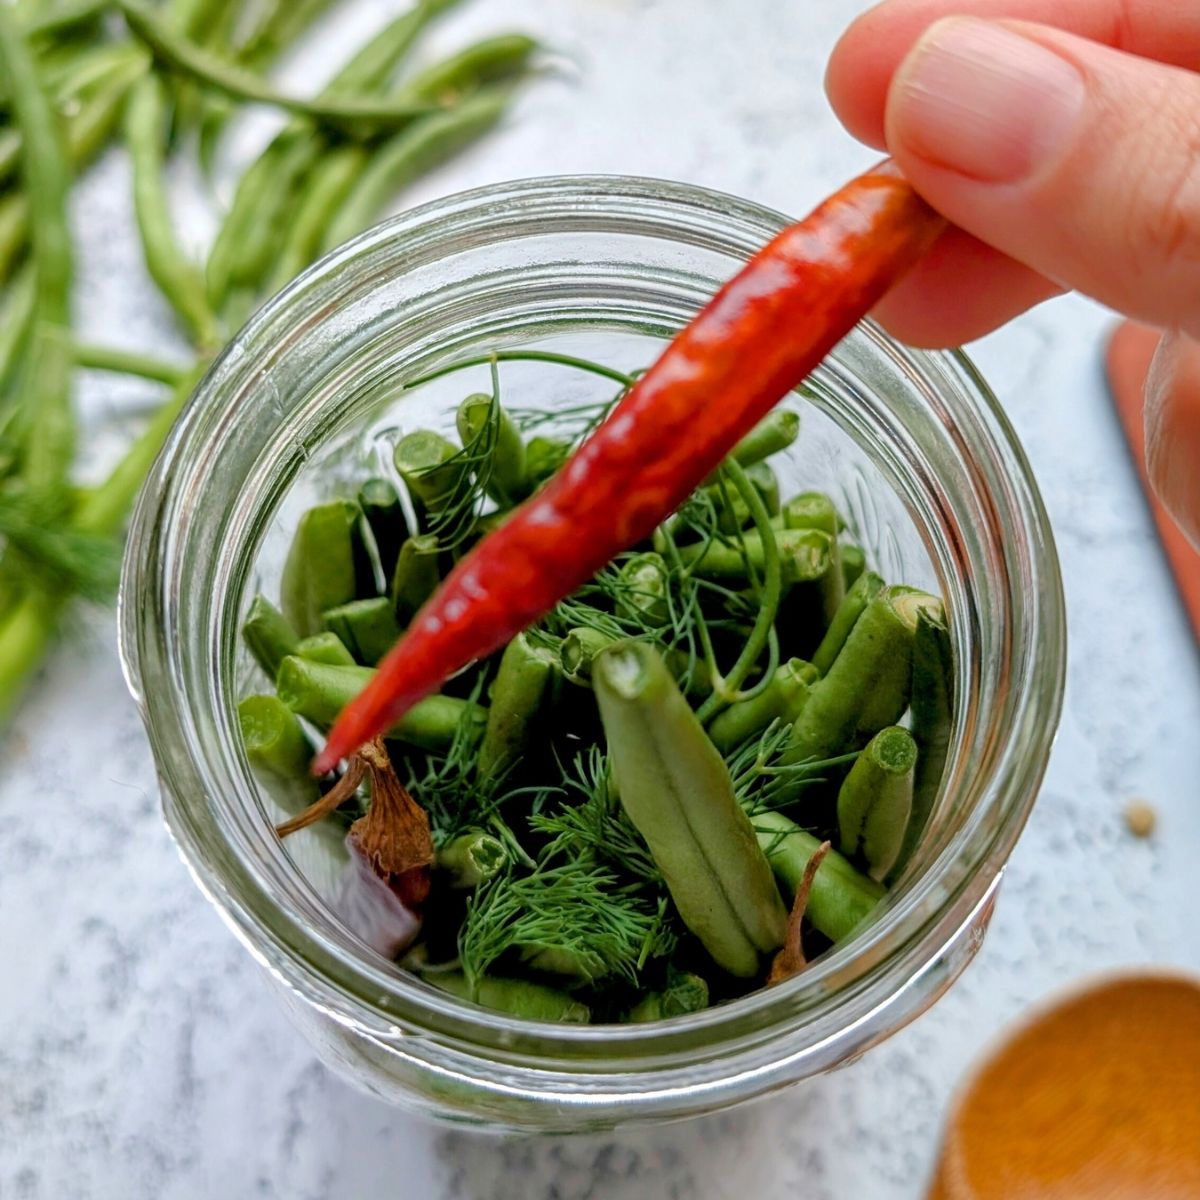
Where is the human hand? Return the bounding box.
[825,0,1200,544]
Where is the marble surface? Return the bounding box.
[4,1,1200,1197]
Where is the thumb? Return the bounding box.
[885,17,1200,339]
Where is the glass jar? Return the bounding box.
[119,176,1066,1132]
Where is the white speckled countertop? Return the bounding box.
[4,2,1200,1196]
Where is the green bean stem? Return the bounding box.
[788,586,943,764]
[753,809,884,943]
[276,656,485,751]
[594,642,787,978]
[837,725,916,881]
[476,632,555,780]
[811,570,885,675]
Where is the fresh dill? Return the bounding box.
[727,719,859,816]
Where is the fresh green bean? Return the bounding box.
[788,586,943,764]
[707,658,818,755]
[119,0,442,131]
[242,594,300,679]
[476,632,555,779]
[321,86,515,252]
[357,477,407,585]
[457,391,526,506]
[703,409,800,485]
[276,655,485,751]
[430,971,589,1023]
[321,597,401,666]
[125,73,219,348]
[811,570,885,675]
[436,831,507,890]
[836,725,916,881]
[393,429,462,512]
[391,533,440,623]
[279,500,367,637]
[594,642,787,978]
[296,631,357,667]
[523,435,569,490]
[679,527,823,587]
[626,973,709,1022]
[238,694,313,785]
[841,543,866,589]
[778,492,845,624]
[615,552,671,627]
[752,809,884,943]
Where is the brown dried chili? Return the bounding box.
[314,163,945,773]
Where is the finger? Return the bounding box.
[1146,331,1200,548]
[883,19,1200,338]
[870,225,1062,347]
[827,0,1200,149]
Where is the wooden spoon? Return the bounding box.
[927,972,1200,1199]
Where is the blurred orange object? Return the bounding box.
[1106,321,1200,642]
[927,972,1200,1199]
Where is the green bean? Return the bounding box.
[615,552,670,627]
[811,570,885,675]
[626,973,709,1022]
[841,543,866,589]
[836,725,916,881]
[279,500,367,637]
[242,594,300,679]
[430,971,589,1023]
[703,409,800,485]
[238,694,321,815]
[321,597,401,666]
[706,658,818,754]
[788,586,943,764]
[296,631,357,667]
[275,656,485,751]
[891,605,953,881]
[393,429,462,513]
[594,642,787,978]
[322,86,516,251]
[752,809,884,943]
[523,435,569,491]
[119,0,442,131]
[70,341,191,386]
[778,492,845,623]
[476,632,555,779]
[125,74,219,348]
[357,477,407,585]
[391,532,440,623]
[456,391,526,506]
[23,0,108,39]
[436,831,507,890]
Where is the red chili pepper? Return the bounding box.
[313,162,945,774]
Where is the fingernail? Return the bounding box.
[890,18,1086,183]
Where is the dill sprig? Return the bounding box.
[728,719,859,816]
[458,861,675,986]
[530,745,662,885]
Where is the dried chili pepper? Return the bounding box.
[314,162,945,773]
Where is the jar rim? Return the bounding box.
[120,174,1065,1087]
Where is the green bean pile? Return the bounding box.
[0,0,537,728]
[241,355,954,1022]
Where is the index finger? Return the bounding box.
[827,0,1200,148]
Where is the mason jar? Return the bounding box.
[118,175,1066,1132]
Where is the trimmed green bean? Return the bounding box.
[707,658,818,754]
[594,642,787,978]
[476,632,555,779]
[279,501,366,638]
[393,429,462,512]
[242,594,300,678]
[391,533,440,623]
[788,586,943,764]
[616,552,670,627]
[811,570,885,675]
[321,597,401,666]
[357,477,408,584]
[837,725,916,881]
[238,693,313,785]
[841,543,866,589]
[296,632,357,667]
[703,409,800,485]
[276,656,486,751]
[436,831,507,890]
[431,971,589,1023]
[125,73,218,348]
[456,392,526,506]
[523,435,569,491]
[753,809,884,943]
[626,973,709,1022]
[322,86,515,252]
